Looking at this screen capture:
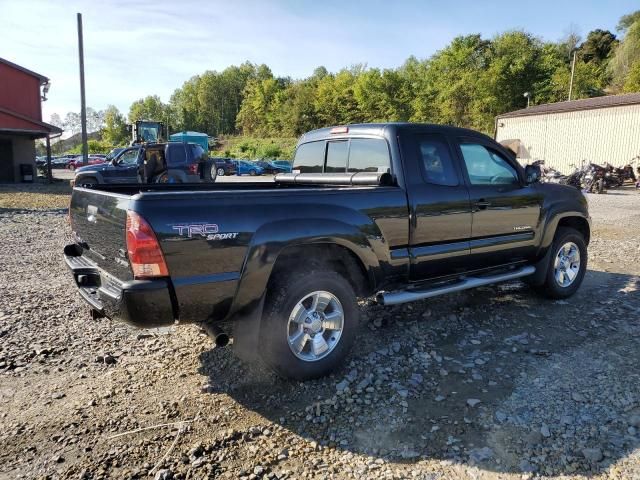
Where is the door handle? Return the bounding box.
[475,200,491,210]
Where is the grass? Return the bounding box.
[0,181,71,210]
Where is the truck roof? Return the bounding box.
[298,122,491,145]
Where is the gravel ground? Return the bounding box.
[1,187,639,480]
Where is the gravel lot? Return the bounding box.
[1,186,639,480]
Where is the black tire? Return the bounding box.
[202,160,217,182]
[259,269,359,380]
[217,167,225,177]
[249,170,256,176]
[534,227,587,299]
[77,176,98,187]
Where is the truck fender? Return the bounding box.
[530,211,590,285]
[75,170,105,184]
[228,218,382,321]
[539,211,591,251]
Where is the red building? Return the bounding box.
[0,57,62,182]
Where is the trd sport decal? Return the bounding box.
[172,224,239,241]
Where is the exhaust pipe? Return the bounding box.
[203,324,230,347]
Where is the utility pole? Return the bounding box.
[568,50,577,101]
[77,13,88,165]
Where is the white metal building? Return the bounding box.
[495,93,640,174]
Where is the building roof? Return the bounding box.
[0,57,49,83]
[0,106,62,137]
[497,93,640,119]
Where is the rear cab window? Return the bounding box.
[293,137,390,174]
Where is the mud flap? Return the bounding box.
[526,247,553,287]
[231,294,266,364]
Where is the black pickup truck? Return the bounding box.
[65,123,590,380]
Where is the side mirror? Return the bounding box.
[525,164,541,184]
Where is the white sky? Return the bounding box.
[1,0,636,122]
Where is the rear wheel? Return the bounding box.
[534,227,587,299]
[217,167,225,177]
[259,270,358,380]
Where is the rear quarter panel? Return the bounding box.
[132,186,408,323]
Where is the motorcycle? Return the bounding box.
[581,163,606,194]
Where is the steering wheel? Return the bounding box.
[489,174,502,184]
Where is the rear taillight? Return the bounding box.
[126,211,168,278]
[188,163,199,175]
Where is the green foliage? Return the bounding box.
[618,11,640,33]
[210,136,296,160]
[610,15,640,90]
[124,9,640,139]
[580,29,617,64]
[623,61,640,92]
[128,95,169,123]
[102,105,128,146]
[67,139,112,154]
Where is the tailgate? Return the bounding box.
[69,187,133,281]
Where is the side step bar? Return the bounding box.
[377,265,535,306]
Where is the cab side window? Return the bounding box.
[119,149,139,165]
[294,141,325,173]
[460,143,519,185]
[417,137,458,186]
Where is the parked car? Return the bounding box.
[255,160,291,174]
[235,160,264,176]
[208,157,237,177]
[51,156,74,169]
[67,156,106,171]
[65,123,590,381]
[270,160,293,173]
[73,142,208,185]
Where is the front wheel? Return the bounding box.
[259,270,358,380]
[534,227,587,299]
[249,169,257,176]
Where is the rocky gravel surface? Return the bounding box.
[1,188,639,480]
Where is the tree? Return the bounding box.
[623,61,640,92]
[49,113,63,128]
[128,95,169,123]
[102,105,129,146]
[63,112,81,135]
[609,12,640,90]
[580,29,617,64]
[617,11,640,33]
[86,107,105,133]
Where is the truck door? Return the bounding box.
[455,139,542,269]
[112,148,140,183]
[403,133,473,280]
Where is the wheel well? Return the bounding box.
[558,216,590,244]
[269,244,371,297]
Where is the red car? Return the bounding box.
[67,156,106,171]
